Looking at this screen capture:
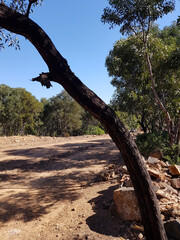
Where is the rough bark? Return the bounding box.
[0,4,168,240]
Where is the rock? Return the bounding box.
[169,165,180,176]
[118,174,132,187]
[131,224,144,231]
[99,171,110,181]
[159,160,168,168]
[164,219,180,240]
[108,164,115,169]
[113,187,141,222]
[156,189,168,199]
[149,149,163,160]
[138,233,144,240]
[170,178,180,189]
[164,184,178,195]
[147,156,160,164]
[121,166,129,174]
[147,168,165,181]
[124,178,133,187]
[8,229,21,235]
[171,209,180,218]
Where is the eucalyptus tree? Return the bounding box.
[0,84,42,135]
[0,1,170,239]
[107,24,180,137]
[42,91,83,136]
[102,0,177,146]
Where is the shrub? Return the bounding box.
[136,131,180,164]
[86,125,105,135]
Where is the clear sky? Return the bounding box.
[0,0,179,104]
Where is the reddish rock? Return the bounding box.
[169,165,180,176]
[149,149,163,160]
[147,168,165,181]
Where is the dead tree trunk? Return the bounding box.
[0,4,167,240]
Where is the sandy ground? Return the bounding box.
[0,135,137,240]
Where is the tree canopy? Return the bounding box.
[107,23,180,136]
[102,0,179,147]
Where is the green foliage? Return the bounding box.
[0,84,43,135]
[79,110,104,135]
[85,125,105,135]
[0,1,43,49]
[102,0,175,35]
[3,0,43,15]
[41,90,83,137]
[136,132,180,164]
[0,85,104,137]
[115,111,139,130]
[107,23,180,135]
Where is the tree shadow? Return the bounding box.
[0,138,123,224]
[86,185,130,238]
[1,139,122,172]
[0,176,80,223]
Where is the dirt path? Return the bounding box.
[0,135,130,240]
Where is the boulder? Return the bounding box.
[113,187,141,222]
[164,219,180,240]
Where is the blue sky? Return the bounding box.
[0,0,179,104]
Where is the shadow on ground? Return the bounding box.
[86,185,129,238]
[0,139,122,172]
[0,139,123,224]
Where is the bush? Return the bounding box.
[86,125,105,135]
[136,131,180,164]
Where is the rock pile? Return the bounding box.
[99,156,180,239]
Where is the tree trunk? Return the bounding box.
[0,4,167,240]
[145,52,175,146]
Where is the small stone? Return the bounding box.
[159,160,168,168]
[164,184,178,195]
[124,178,133,187]
[148,168,165,181]
[170,178,180,189]
[156,189,168,198]
[108,164,115,169]
[138,233,144,239]
[121,166,129,174]
[71,208,76,211]
[147,156,160,164]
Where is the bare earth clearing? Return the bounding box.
[0,135,132,240]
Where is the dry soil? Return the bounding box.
[0,135,135,240]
